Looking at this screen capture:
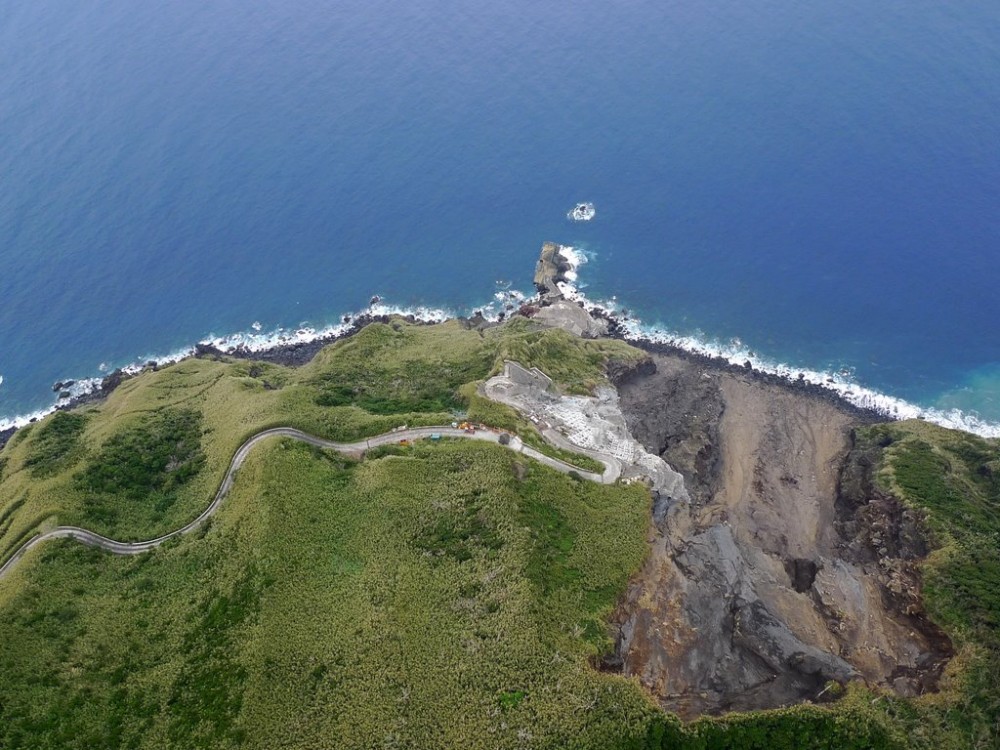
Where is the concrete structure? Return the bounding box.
[503,360,554,392]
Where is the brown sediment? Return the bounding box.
[607,351,951,717]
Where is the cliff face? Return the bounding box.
[609,351,951,717]
[521,242,950,716]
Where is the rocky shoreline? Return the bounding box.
[528,240,888,426]
[624,337,887,426]
[1,244,889,452]
[0,313,427,451]
[0,242,955,718]
[190,312,420,367]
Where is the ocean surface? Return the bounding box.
[2,0,999,434]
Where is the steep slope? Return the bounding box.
[0,438,660,750]
[614,352,951,715]
[0,320,671,750]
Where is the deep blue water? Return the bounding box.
[2,0,999,430]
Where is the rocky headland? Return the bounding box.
[520,241,951,716]
[0,241,953,721]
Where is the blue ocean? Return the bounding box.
[2,1,999,434]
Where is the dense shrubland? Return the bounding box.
[75,408,206,532]
[0,440,656,749]
[857,422,1000,748]
[23,411,88,478]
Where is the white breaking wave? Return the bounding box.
[567,202,596,222]
[0,285,531,433]
[4,250,1000,440]
[550,244,1000,440]
[555,245,590,290]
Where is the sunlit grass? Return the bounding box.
[1,320,996,748]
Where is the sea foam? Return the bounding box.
[4,252,999,440]
[0,286,528,433]
[553,245,1000,439]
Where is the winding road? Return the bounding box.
[0,425,618,581]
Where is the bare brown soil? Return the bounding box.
[609,352,951,717]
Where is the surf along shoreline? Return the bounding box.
[0,316,883,457]
[2,239,988,449]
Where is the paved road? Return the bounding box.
[0,425,617,581]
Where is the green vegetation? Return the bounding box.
[494,318,646,395]
[0,496,29,562]
[0,439,659,749]
[522,430,606,474]
[843,422,1000,749]
[310,321,494,414]
[870,423,1000,646]
[0,320,634,547]
[678,698,899,749]
[7,424,32,448]
[23,411,88,478]
[0,320,998,748]
[75,408,206,533]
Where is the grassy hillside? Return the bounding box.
[0,439,660,749]
[0,319,633,554]
[0,320,997,749]
[847,421,1000,749]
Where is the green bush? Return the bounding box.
[685,705,897,749]
[23,411,88,478]
[413,486,504,563]
[310,323,494,415]
[520,430,605,474]
[490,320,645,395]
[76,409,205,528]
[846,423,1000,746]
[520,489,579,594]
[867,424,1000,647]
[7,424,32,448]
[0,439,654,750]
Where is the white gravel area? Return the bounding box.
[483,362,689,501]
